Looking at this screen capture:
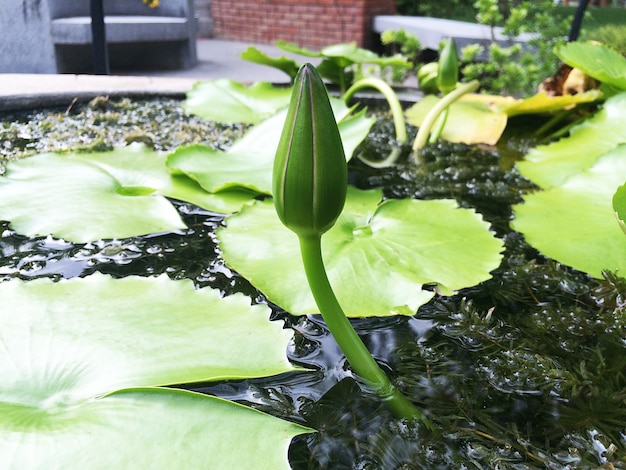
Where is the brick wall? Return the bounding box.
[211,0,396,49]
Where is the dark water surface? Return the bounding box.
[1,99,624,469]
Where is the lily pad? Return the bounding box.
[512,145,626,278]
[0,143,250,243]
[0,274,310,468]
[183,79,293,123]
[555,41,626,91]
[405,91,601,146]
[218,187,504,317]
[406,95,508,145]
[240,47,301,81]
[612,183,626,236]
[168,99,374,196]
[516,92,626,189]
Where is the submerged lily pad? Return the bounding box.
[168,98,374,196]
[183,79,293,123]
[513,145,626,278]
[218,187,503,317]
[516,92,626,189]
[0,274,309,468]
[0,143,249,243]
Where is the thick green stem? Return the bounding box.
[411,80,480,162]
[298,234,431,424]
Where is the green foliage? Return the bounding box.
[461,0,568,97]
[396,0,476,22]
[0,274,310,468]
[583,24,626,57]
[218,186,504,317]
[380,29,422,83]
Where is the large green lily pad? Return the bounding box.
[218,187,503,317]
[512,145,626,278]
[0,143,251,242]
[183,79,293,123]
[0,274,309,468]
[167,98,374,196]
[516,92,626,189]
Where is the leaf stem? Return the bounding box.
[343,77,408,143]
[411,80,480,161]
[298,234,431,424]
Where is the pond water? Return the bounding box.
[1,98,625,469]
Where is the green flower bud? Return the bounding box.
[273,63,348,237]
[417,62,439,94]
[437,38,459,95]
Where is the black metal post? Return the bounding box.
[568,0,591,42]
[90,0,110,74]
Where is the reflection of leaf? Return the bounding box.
[218,187,503,317]
[513,145,626,278]
[516,92,626,189]
[183,79,293,123]
[555,41,626,91]
[406,95,507,145]
[240,47,300,81]
[0,144,250,242]
[0,274,310,468]
[168,99,374,196]
[613,183,626,236]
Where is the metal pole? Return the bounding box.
[90,0,109,74]
[568,0,591,42]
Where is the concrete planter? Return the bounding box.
[0,0,57,73]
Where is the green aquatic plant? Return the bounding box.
[271,63,425,421]
[0,92,373,242]
[241,40,411,93]
[411,39,480,159]
[0,274,311,468]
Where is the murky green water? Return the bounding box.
[1,98,624,469]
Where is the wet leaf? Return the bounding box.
[513,145,626,278]
[0,274,309,468]
[0,143,250,242]
[516,92,626,189]
[406,95,507,145]
[167,98,374,196]
[218,187,503,317]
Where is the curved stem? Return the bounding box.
[298,234,431,424]
[343,77,408,144]
[428,108,449,144]
[411,80,480,161]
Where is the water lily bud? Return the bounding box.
[273,63,347,237]
[437,38,459,95]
